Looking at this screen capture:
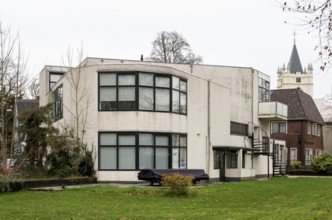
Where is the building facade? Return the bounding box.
[39,58,287,182]
[270,89,324,167]
[314,99,332,154]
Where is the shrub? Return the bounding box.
[78,149,95,177]
[311,153,332,173]
[292,161,302,169]
[0,175,11,193]
[162,172,194,196]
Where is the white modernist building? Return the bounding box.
[39,58,287,182]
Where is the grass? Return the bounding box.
[0,177,332,219]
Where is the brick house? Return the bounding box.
[270,88,324,167]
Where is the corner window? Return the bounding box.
[258,76,270,102]
[53,85,63,121]
[271,121,286,134]
[98,132,187,171]
[49,72,64,90]
[98,72,187,114]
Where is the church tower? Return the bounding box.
[277,34,314,97]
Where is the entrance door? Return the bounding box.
[214,151,226,181]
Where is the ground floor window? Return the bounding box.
[289,148,297,165]
[98,132,187,170]
[305,148,313,166]
[228,151,238,169]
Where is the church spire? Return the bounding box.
[288,31,303,73]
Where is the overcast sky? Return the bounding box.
[1,0,331,98]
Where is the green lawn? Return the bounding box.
[0,177,332,219]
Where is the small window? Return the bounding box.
[307,122,311,134]
[296,77,301,83]
[230,122,248,136]
[271,122,286,134]
[49,72,64,90]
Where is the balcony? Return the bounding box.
[258,102,287,120]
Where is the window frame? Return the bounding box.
[53,85,63,121]
[49,72,64,91]
[98,132,187,171]
[98,71,187,114]
[271,121,287,134]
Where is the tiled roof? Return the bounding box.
[16,99,39,115]
[270,89,324,124]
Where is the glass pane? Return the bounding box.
[280,123,286,133]
[172,148,179,169]
[172,134,179,146]
[172,76,180,90]
[156,136,169,146]
[180,136,187,147]
[100,133,117,145]
[99,147,116,169]
[155,89,170,111]
[139,133,154,145]
[119,148,135,169]
[119,87,135,101]
[100,73,116,86]
[139,73,153,86]
[100,88,116,110]
[180,93,187,114]
[179,148,187,169]
[139,147,154,169]
[180,80,187,92]
[118,75,135,85]
[155,76,170,88]
[172,90,180,113]
[139,87,154,110]
[156,148,169,169]
[119,135,135,145]
[50,74,63,82]
[100,88,116,101]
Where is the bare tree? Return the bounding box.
[61,42,91,142]
[28,78,39,100]
[0,22,28,173]
[149,31,203,64]
[282,0,332,70]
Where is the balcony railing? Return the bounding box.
[258,102,288,120]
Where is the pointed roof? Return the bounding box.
[270,89,324,124]
[288,43,303,73]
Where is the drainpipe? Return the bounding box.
[207,80,211,175]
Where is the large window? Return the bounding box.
[99,72,187,114]
[99,132,187,170]
[53,85,63,121]
[258,74,270,102]
[49,72,64,90]
[271,121,286,134]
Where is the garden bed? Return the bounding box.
[9,177,97,192]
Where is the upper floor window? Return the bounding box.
[307,122,311,134]
[99,72,187,114]
[258,77,270,102]
[53,85,63,121]
[311,123,320,136]
[230,121,248,136]
[49,72,64,90]
[271,121,286,134]
[296,77,301,83]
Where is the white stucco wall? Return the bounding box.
[39,58,275,182]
